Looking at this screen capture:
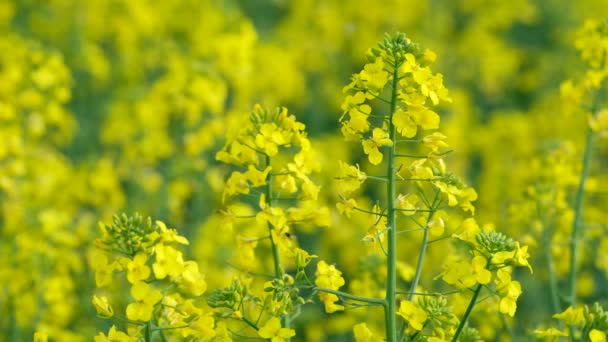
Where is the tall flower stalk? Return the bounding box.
[561,19,608,308]
[339,33,472,341]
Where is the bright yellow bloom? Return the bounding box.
[590,329,607,342]
[534,328,568,340]
[255,122,285,156]
[495,269,522,317]
[553,306,585,326]
[256,193,287,228]
[423,132,448,152]
[396,193,418,216]
[452,218,480,244]
[315,260,346,313]
[94,326,134,342]
[341,91,372,135]
[92,295,114,318]
[156,220,189,245]
[360,58,389,93]
[223,170,250,201]
[397,300,428,331]
[126,281,163,321]
[337,161,367,195]
[441,255,490,288]
[315,260,346,289]
[153,244,185,279]
[353,323,381,342]
[392,102,440,139]
[92,254,115,288]
[392,108,417,138]
[258,317,296,342]
[126,253,151,284]
[178,261,207,296]
[336,197,357,218]
[245,165,272,187]
[362,128,392,165]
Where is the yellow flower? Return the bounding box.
[337,161,367,195]
[422,132,448,152]
[92,295,114,318]
[337,197,357,218]
[315,260,346,313]
[94,326,134,342]
[590,329,607,342]
[553,306,585,326]
[258,317,296,342]
[441,256,490,288]
[315,260,345,289]
[534,328,568,340]
[156,220,189,245]
[341,91,372,135]
[153,244,185,279]
[245,165,272,187]
[397,300,428,331]
[126,281,163,321]
[392,108,417,138]
[256,193,287,228]
[178,261,207,296]
[255,122,285,156]
[360,58,389,93]
[396,193,418,216]
[452,218,480,244]
[92,254,115,288]
[495,269,522,317]
[362,128,392,165]
[294,248,317,269]
[353,323,381,342]
[126,253,151,284]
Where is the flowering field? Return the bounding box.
[2,1,608,341]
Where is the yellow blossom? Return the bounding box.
[126,253,151,284]
[397,300,428,331]
[553,306,585,326]
[590,329,607,342]
[258,317,296,342]
[362,128,392,165]
[126,281,163,321]
[92,295,114,318]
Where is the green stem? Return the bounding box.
[144,322,152,342]
[264,155,282,279]
[543,228,561,316]
[568,129,595,308]
[451,284,483,342]
[568,79,604,307]
[241,317,260,331]
[385,54,400,342]
[264,155,289,336]
[408,192,439,302]
[313,287,385,305]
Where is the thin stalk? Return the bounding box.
[144,322,152,342]
[544,230,562,316]
[313,287,386,305]
[568,80,604,306]
[451,284,483,342]
[408,191,439,302]
[264,155,288,335]
[264,155,282,279]
[241,317,260,331]
[384,55,400,342]
[568,127,593,307]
